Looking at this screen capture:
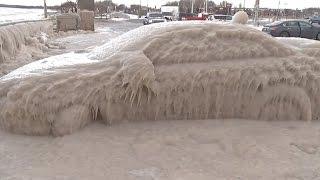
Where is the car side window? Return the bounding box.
[300,22,312,28]
[283,22,299,27]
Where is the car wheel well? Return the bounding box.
[280,31,290,37]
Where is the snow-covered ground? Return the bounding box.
[95,12,139,21]
[1,119,319,179]
[0,7,55,25]
[125,13,139,19]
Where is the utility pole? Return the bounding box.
[277,0,280,20]
[147,0,149,12]
[243,0,246,9]
[254,0,259,26]
[44,0,48,18]
[191,0,194,13]
[139,0,141,17]
[205,0,208,13]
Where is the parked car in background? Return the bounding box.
[262,20,320,40]
[208,14,232,21]
[143,12,166,25]
[178,13,209,21]
[309,16,320,24]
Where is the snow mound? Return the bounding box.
[232,11,249,24]
[0,22,319,136]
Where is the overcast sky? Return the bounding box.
[0,0,319,9]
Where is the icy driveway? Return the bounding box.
[48,20,142,56]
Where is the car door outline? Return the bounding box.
[299,21,316,39]
[282,21,300,37]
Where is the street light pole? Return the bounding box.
[191,0,194,13]
[277,0,280,20]
[254,0,260,26]
[147,0,149,12]
[139,0,141,17]
[206,0,208,13]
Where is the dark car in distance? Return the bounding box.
[262,20,320,40]
[309,16,320,24]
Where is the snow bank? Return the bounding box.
[0,21,53,63]
[111,18,128,21]
[1,22,319,136]
[125,13,139,19]
[232,11,249,24]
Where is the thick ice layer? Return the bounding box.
[1,52,97,81]
[1,22,320,136]
[0,21,53,63]
[276,37,320,57]
[232,11,249,24]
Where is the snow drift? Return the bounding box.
[0,22,319,136]
[0,21,53,65]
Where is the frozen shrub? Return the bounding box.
[232,11,249,24]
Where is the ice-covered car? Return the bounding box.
[1,22,320,136]
[262,20,320,40]
[143,12,166,25]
